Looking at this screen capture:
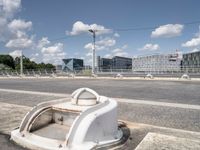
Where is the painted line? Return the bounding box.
[0,88,69,97]
[0,76,200,81]
[115,98,200,110]
[120,119,200,139]
[0,88,200,110]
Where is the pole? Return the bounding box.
[89,29,96,74]
[20,50,23,76]
[92,31,96,74]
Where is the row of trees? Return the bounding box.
[0,55,55,70]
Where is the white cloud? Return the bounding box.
[112,47,128,57]
[84,37,116,51]
[41,43,63,54]
[0,0,34,51]
[0,0,22,41]
[67,21,111,36]
[105,45,129,58]
[114,33,120,37]
[0,0,21,18]
[104,54,112,58]
[39,42,67,65]
[151,24,184,38]
[8,19,32,32]
[114,51,128,57]
[112,48,123,53]
[139,43,160,51]
[191,48,200,52]
[9,50,21,58]
[5,37,33,49]
[182,36,200,47]
[0,17,9,41]
[97,37,116,47]
[38,37,50,49]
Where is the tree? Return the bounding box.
[0,55,15,69]
[14,56,55,71]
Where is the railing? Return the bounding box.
[0,67,200,78]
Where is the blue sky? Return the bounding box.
[0,0,200,65]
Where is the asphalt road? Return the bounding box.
[0,78,200,150]
[0,78,199,105]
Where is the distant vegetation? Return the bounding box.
[0,55,15,69]
[0,55,55,70]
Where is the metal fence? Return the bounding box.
[0,67,200,78]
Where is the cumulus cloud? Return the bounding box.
[67,21,111,36]
[151,24,184,38]
[37,37,67,64]
[0,0,33,50]
[112,48,128,57]
[191,48,200,52]
[8,19,32,32]
[139,43,160,51]
[112,48,123,53]
[103,44,129,59]
[182,36,200,47]
[0,0,22,41]
[5,19,33,49]
[84,37,116,51]
[5,37,33,49]
[9,50,22,58]
[41,43,63,54]
[37,37,50,49]
[0,0,21,18]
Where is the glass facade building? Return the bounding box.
[97,56,132,71]
[112,56,132,69]
[62,58,84,72]
[182,51,200,72]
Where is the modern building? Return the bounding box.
[97,56,112,71]
[182,51,200,72]
[132,53,182,72]
[112,56,132,70]
[97,56,132,71]
[62,58,84,72]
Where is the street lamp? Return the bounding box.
[88,29,96,74]
[20,50,23,76]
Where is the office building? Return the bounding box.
[132,53,181,72]
[112,56,132,69]
[182,51,200,72]
[62,58,84,72]
[97,56,132,71]
[97,56,112,71]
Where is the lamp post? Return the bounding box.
[20,50,23,76]
[88,29,96,74]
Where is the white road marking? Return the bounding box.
[0,88,200,110]
[121,120,200,138]
[115,98,200,110]
[0,88,69,97]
